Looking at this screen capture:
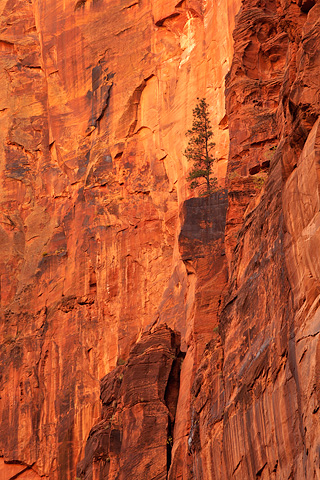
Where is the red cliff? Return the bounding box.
[189,1,320,478]
[0,0,319,479]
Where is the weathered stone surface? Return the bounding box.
[2,0,320,478]
[189,1,320,479]
[77,191,230,480]
[0,0,240,478]
[76,325,183,480]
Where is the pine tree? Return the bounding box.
[185,98,217,196]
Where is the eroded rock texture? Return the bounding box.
[78,190,229,480]
[0,0,240,478]
[1,0,320,478]
[77,325,183,480]
[189,1,320,479]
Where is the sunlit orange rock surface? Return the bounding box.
[0,0,240,478]
[1,0,320,479]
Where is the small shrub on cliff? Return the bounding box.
[253,175,266,191]
[185,98,217,196]
[228,171,239,181]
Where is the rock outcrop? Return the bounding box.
[1,0,320,479]
[0,0,240,478]
[77,190,229,480]
[77,325,183,480]
[187,1,320,479]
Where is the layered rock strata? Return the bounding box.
[2,0,320,478]
[188,1,320,479]
[0,0,240,478]
[77,325,183,480]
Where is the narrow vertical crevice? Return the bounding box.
[166,420,173,473]
[164,351,185,472]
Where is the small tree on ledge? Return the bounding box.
[185,98,217,196]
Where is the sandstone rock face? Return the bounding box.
[77,325,183,480]
[77,191,229,480]
[2,0,320,478]
[0,0,240,478]
[188,1,320,479]
[168,191,229,480]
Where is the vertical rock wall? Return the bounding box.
[0,0,241,478]
[2,0,320,478]
[189,1,320,479]
[77,325,183,480]
[77,190,229,480]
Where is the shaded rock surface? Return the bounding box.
[188,1,320,479]
[168,190,229,479]
[76,324,183,480]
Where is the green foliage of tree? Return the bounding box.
[185,98,217,196]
